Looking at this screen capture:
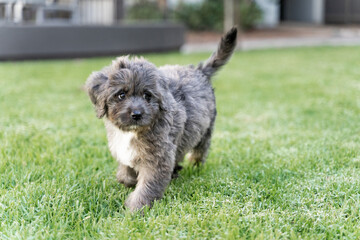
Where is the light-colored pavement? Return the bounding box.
[181,24,360,53]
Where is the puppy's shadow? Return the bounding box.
[173,162,205,181]
[78,173,133,218]
[165,160,210,202]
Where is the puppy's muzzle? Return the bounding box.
[131,110,142,121]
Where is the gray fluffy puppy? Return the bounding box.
[85,27,237,212]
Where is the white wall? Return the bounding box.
[79,0,114,25]
[312,0,324,24]
[255,0,279,28]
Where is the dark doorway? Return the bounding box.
[280,0,286,21]
[325,0,360,23]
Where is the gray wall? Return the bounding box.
[0,24,185,60]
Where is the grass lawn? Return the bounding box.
[1,46,360,239]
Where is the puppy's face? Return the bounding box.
[106,68,163,131]
[86,57,165,131]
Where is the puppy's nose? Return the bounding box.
[131,110,142,121]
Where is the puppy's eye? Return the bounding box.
[117,91,126,100]
[143,91,152,102]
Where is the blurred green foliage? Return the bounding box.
[126,0,263,31]
[240,1,263,30]
[175,0,263,31]
[174,0,224,31]
[126,0,163,20]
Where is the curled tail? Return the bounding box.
[198,27,237,77]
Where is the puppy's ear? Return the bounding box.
[157,77,170,113]
[85,71,108,118]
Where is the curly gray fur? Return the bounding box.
[85,27,237,212]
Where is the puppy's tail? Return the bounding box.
[198,27,237,78]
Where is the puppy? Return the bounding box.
[85,27,237,212]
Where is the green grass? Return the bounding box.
[1,46,360,239]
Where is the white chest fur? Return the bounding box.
[105,120,137,168]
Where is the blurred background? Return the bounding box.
[1,0,360,60]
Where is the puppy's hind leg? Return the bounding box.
[172,150,185,179]
[116,163,138,188]
[189,117,215,166]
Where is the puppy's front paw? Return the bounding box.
[125,192,151,212]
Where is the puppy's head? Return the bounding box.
[85,56,166,131]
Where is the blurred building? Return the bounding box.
[0,0,184,60]
[0,0,125,25]
[260,0,360,27]
[0,0,204,25]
